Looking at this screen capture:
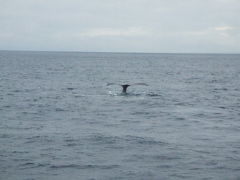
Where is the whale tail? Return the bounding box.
[107,83,148,93]
[121,84,130,93]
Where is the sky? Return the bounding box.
[0,0,240,53]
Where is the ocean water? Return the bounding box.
[0,51,240,180]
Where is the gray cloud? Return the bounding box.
[0,0,240,53]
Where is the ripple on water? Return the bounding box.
[19,162,51,170]
[63,137,81,147]
[55,108,66,112]
[24,135,55,144]
[86,134,167,147]
[129,154,182,162]
[124,135,168,146]
[0,134,12,138]
[87,134,120,145]
[49,164,120,170]
[147,92,162,97]
[64,87,74,90]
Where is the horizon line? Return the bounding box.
[0,49,240,55]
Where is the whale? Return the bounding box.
[107,83,148,93]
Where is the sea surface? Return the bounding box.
[0,51,240,180]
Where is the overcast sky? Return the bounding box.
[1,0,240,53]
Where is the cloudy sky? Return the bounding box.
[1,0,240,53]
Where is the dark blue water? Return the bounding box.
[0,51,240,180]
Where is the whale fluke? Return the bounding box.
[107,83,148,93]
